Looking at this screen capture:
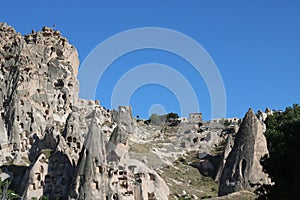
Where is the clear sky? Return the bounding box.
[1,1,300,120]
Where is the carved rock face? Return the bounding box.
[0,22,79,156]
[218,109,271,196]
[0,23,169,200]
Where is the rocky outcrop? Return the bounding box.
[0,22,79,164]
[0,23,169,200]
[214,134,234,182]
[218,109,270,196]
[68,106,169,200]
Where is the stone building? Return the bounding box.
[189,113,202,123]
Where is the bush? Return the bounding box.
[166,112,179,121]
[256,104,300,199]
[223,119,231,126]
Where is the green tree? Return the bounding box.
[166,112,179,121]
[256,104,300,199]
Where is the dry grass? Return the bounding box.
[159,152,218,200]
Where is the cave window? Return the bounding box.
[13,143,18,150]
[54,79,64,89]
[31,183,36,190]
[193,137,198,143]
[149,173,155,181]
[98,166,103,174]
[67,136,72,142]
[112,194,118,200]
[25,131,29,137]
[62,93,66,101]
[37,173,41,181]
[241,159,247,178]
[95,181,99,190]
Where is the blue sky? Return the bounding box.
[1,1,300,120]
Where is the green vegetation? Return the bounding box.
[149,112,180,126]
[256,104,300,199]
[166,112,179,120]
[223,119,231,126]
[0,180,19,200]
[40,195,49,200]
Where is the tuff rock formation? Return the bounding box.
[0,22,169,200]
[0,22,273,200]
[218,109,271,196]
[214,134,234,182]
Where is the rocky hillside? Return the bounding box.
[0,23,271,200]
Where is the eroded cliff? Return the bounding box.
[0,23,169,200]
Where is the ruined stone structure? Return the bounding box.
[0,23,169,200]
[189,113,202,123]
[218,109,271,196]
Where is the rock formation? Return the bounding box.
[0,22,169,200]
[1,22,273,200]
[214,134,234,182]
[218,109,271,196]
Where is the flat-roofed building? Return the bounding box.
[189,113,202,123]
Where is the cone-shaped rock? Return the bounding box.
[71,110,107,200]
[218,109,270,196]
